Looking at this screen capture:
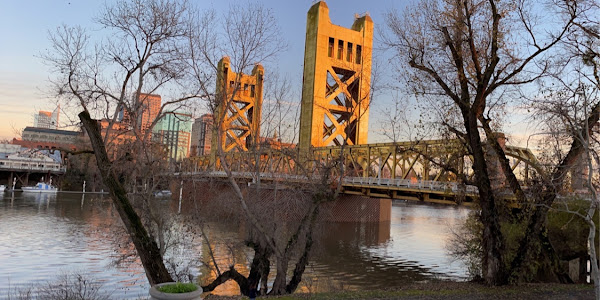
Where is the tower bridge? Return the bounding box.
[184,140,540,205]
[184,1,544,206]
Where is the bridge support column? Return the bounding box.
[326,195,390,222]
[299,2,373,149]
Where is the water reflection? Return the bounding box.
[19,192,57,210]
[296,205,469,292]
[0,193,148,300]
[0,194,469,299]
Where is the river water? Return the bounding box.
[0,192,470,299]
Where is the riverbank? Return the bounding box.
[203,282,594,299]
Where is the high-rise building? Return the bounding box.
[118,93,161,135]
[139,93,161,135]
[153,112,192,161]
[33,107,60,129]
[190,114,213,156]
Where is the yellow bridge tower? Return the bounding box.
[299,1,373,150]
[212,57,264,157]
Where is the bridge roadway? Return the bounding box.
[177,170,481,205]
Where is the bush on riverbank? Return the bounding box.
[5,272,110,300]
[447,199,599,282]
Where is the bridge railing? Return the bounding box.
[343,176,479,195]
[184,140,541,189]
[181,170,480,196]
[0,158,66,173]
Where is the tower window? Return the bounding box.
[347,42,353,62]
[356,45,362,64]
[337,40,344,60]
[328,38,334,57]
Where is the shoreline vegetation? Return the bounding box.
[3,273,593,299]
[203,282,594,300]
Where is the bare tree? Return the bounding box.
[534,81,600,298]
[42,0,206,285]
[260,72,299,144]
[382,0,577,285]
[528,2,600,295]
[183,3,368,296]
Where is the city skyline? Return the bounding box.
[0,0,399,141]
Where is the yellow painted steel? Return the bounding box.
[299,2,373,150]
[185,139,541,205]
[212,57,264,159]
[187,140,540,193]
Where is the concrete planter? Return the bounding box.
[149,282,203,300]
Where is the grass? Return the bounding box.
[268,290,468,299]
[157,282,198,293]
[203,282,594,300]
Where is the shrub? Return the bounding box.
[157,282,198,293]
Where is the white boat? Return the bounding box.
[0,185,5,192]
[22,182,58,193]
[153,190,172,197]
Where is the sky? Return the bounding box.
[0,0,410,142]
[0,0,538,146]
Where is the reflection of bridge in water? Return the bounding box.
[183,140,540,206]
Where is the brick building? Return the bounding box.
[119,93,161,136]
[15,127,83,151]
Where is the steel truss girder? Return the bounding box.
[298,3,373,149]
[188,139,541,186]
[213,57,264,156]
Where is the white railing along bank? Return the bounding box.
[0,158,66,172]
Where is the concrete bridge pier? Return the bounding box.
[325,195,391,223]
[179,180,392,223]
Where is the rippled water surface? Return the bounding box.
[0,193,148,299]
[0,192,469,298]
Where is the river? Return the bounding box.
[0,192,470,299]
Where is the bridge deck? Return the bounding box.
[178,171,481,205]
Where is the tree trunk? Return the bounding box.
[247,242,271,295]
[286,205,319,293]
[481,126,569,282]
[464,112,507,285]
[589,217,600,299]
[201,267,248,293]
[79,111,173,285]
[269,258,289,295]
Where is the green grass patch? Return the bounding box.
[157,282,198,293]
